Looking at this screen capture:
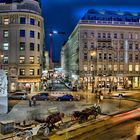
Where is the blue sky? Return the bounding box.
[41,0,140,62]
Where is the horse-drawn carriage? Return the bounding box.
[14,112,64,140]
[71,105,101,123]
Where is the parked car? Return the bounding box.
[31,93,49,101]
[56,94,74,101]
[8,93,27,100]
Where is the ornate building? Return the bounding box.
[0,0,44,92]
[62,9,140,89]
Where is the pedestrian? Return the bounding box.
[29,99,32,107]
[33,97,36,106]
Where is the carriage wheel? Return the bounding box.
[43,127,50,137]
[25,136,32,140]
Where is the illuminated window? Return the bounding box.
[3,30,8,38]
[108,65,112,70]
[4,18,9,25]
[120,65,124,71]
[98,65,102,71]
[29,56,34,64]
[129,65,133,71]
[83,65,87,71]
[20,69,25,75]
[3,43,9,50]
[114,65,118,71]
[19,42,25,51]
[19,56,25,64]
[135,65,139,71]
[29,69,34,75]
[3,56,8,64]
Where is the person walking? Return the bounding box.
[33,97,36,106]
[29,99,32,107]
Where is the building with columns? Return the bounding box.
[62,9,140,89]
[0,0,44,92]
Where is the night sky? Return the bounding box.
[41,0,140,62]
[1,0,140,62]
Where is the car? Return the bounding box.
[8,93,27,100]
[31,93,49,101]
[56,94,74,101]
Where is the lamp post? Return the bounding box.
[49,30,65,69]
[91,51,96,93]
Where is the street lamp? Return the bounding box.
[49,30,65,69]
[91,51,96,93]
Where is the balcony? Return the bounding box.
[79,20,140,26]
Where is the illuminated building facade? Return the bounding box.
[62,9,140,89]
[0,0,44,92]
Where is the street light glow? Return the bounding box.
[52,30,58,34]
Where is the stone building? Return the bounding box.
[62,9,140,89]
[0,0,44,92]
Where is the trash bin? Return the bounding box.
[0,120,14,134]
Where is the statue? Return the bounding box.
[0,70,8,96]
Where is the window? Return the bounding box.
[38,20,40,27]
[98,33,101,38]
[135,65,139,71]
[103,33,106,38]
[129,43,133,49]
[120,33,124,39]
[29,56,34,64]
[135,33,138,39]
[20,17,26,24]
[129,54,133,61]
[104,53,107,60]
[19,56,25,64]
[114,65,118,71]
[30,43,34,51]
[120,65,124,71]
[84,53,87,60]
[107,33,111,38]
[135,55,139,61]
[84,42,87,49]
[120,43,124,49]
[98,65,102,71]
[29,69,34,75]
[30,18,35,25]
[99,53,102,59]
[91,32,94,37]
[135,44,139,50]
[91,42,94,48]
[4,18,9,25]
[30,30,34,38]
[19,42,25,51]
[20,69,25,75]
[38,32,40,39]
[3,30,8,38]
[114,33,117,39]
[37,69,40,75]
[3,43,9,50]
[37,56,40,63]
[108,65,112,70]
[83,65,87,71]
[129,65,133,71]
[129,33,133,39]
[109,54,112,60]
[3,56,8,64]
[37,44,40,51]
[20,30,25,37]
